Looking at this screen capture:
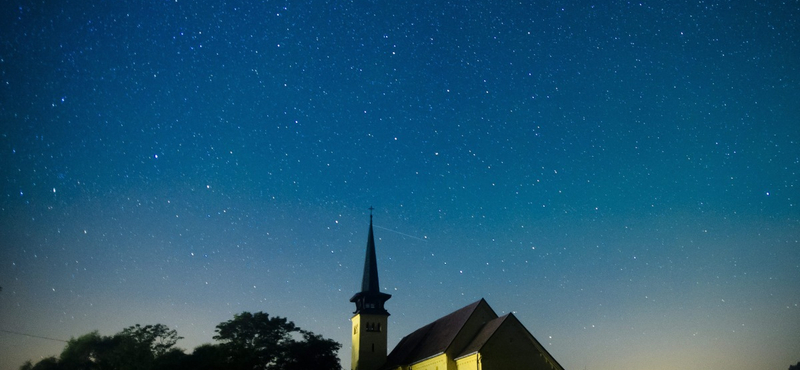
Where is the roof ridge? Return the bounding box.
[454,313,513,359]
[441,299,494,354]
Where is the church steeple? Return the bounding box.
[350,208,391,370]
[350,207,391,314]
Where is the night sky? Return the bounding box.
[1,1,798,369]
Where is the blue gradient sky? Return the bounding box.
[1,1,798,369]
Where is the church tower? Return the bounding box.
[350,208,391,370]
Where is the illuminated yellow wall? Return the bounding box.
[407,353,450,370]
[454,353,479,370]
[351,313,389,370]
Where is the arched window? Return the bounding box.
[366,322,380,332]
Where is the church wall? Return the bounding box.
[478,318,563,370]
[408,354,450,370]
[454,353,479,370]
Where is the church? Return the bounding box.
[350,212,566,370]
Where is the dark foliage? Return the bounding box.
[19,313,341,370]
[213,311,342,370]
[20,357,59,370]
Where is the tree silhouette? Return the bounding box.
[274,330,342,370]
[180,344,226,370]
[58,331,111,370]
[213,311,341,370]
[19,314,341,370]
[119,324,183,358]
[18,326,183,370]
[20,357,59,370]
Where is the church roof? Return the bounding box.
[383,299,495,368]
[454,314,510,359]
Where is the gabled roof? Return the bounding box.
[383,299,495,368]
[455,313,566,370]
[454,314,510,359]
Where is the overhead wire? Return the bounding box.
[0,328,68,343]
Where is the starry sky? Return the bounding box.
[1,0,798,369]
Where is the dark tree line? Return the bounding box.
[20,312,341,370]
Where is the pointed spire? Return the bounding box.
[361,208,380,292]
[350,207,391,315]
